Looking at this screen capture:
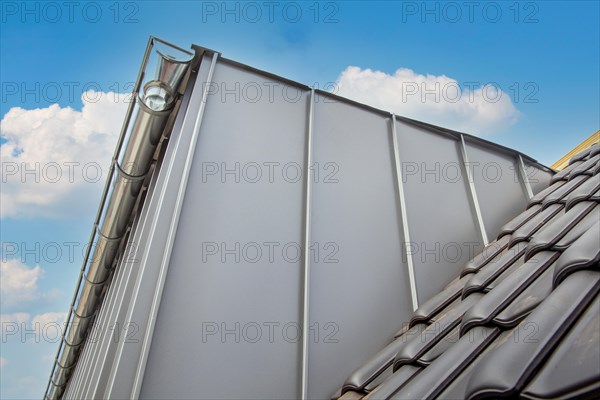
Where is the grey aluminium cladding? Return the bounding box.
[54,38,554,400]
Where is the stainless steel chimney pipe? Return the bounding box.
[155,50,193,91]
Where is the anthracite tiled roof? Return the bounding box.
[336,143,600,400]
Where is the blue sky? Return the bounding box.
[0,1,598,398]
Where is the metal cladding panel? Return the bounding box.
[395,120,482,304]
[66,67,195,398]
[104,55,216,400]
[71,162,169,399]
[465,142,529,240]
[307,95,413,399]
[140,60,308,399]
[526,162,554,195]
[62,55,206,400]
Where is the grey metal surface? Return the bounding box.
[391,114,419,311]
[464,140,529,241]
[307,96,413,399]
[105,53,217,400]
[57,40,556,400]
[526,163,553,195]
[73,64,200,400]
[517,154,534,200]
[459,134,489,245]
[300,89,315,400]
[155,50,194,91]
[132,52,219,398]
[140,60,308,399]
[395,119,481,304]
[61,46,202,400]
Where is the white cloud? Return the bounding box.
[334,66,521,135]
[1,312,67,343]
[31,312,67,331]
[0,312,30,339]
[31,312,68,341]
[0,312,30,325]
[0,91,128,219]
[0,259,42,308]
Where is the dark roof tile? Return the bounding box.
[363,365,393,393]
[509,205,563,246]
[564,173,600,210]
[590,159,600,175]
[460,251,559,333]
[337,390,363,400]
[461,237,510,276]
[393,294,482,370]
[436,329,515,400]
[550,160,583,183]
[410,274,471,327]
[497,205,541,239]
[486,248,543,292]
[493,266,555,327]
[464,270,600,400]
[342,324,427,393]
[568,145,594,164]
[391,327,499,400]
[525,201,597,260]
[588,142,600,158]
[528,180,566,208]
[542,175,589,207]
[569,154,600,179]
[553,204,600,250]
[364,365,421,399]
[417,325,460,365]
[521,294,600,400]
[462,243,528,298]
[335,146,600,400]
[553,221,600,287]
